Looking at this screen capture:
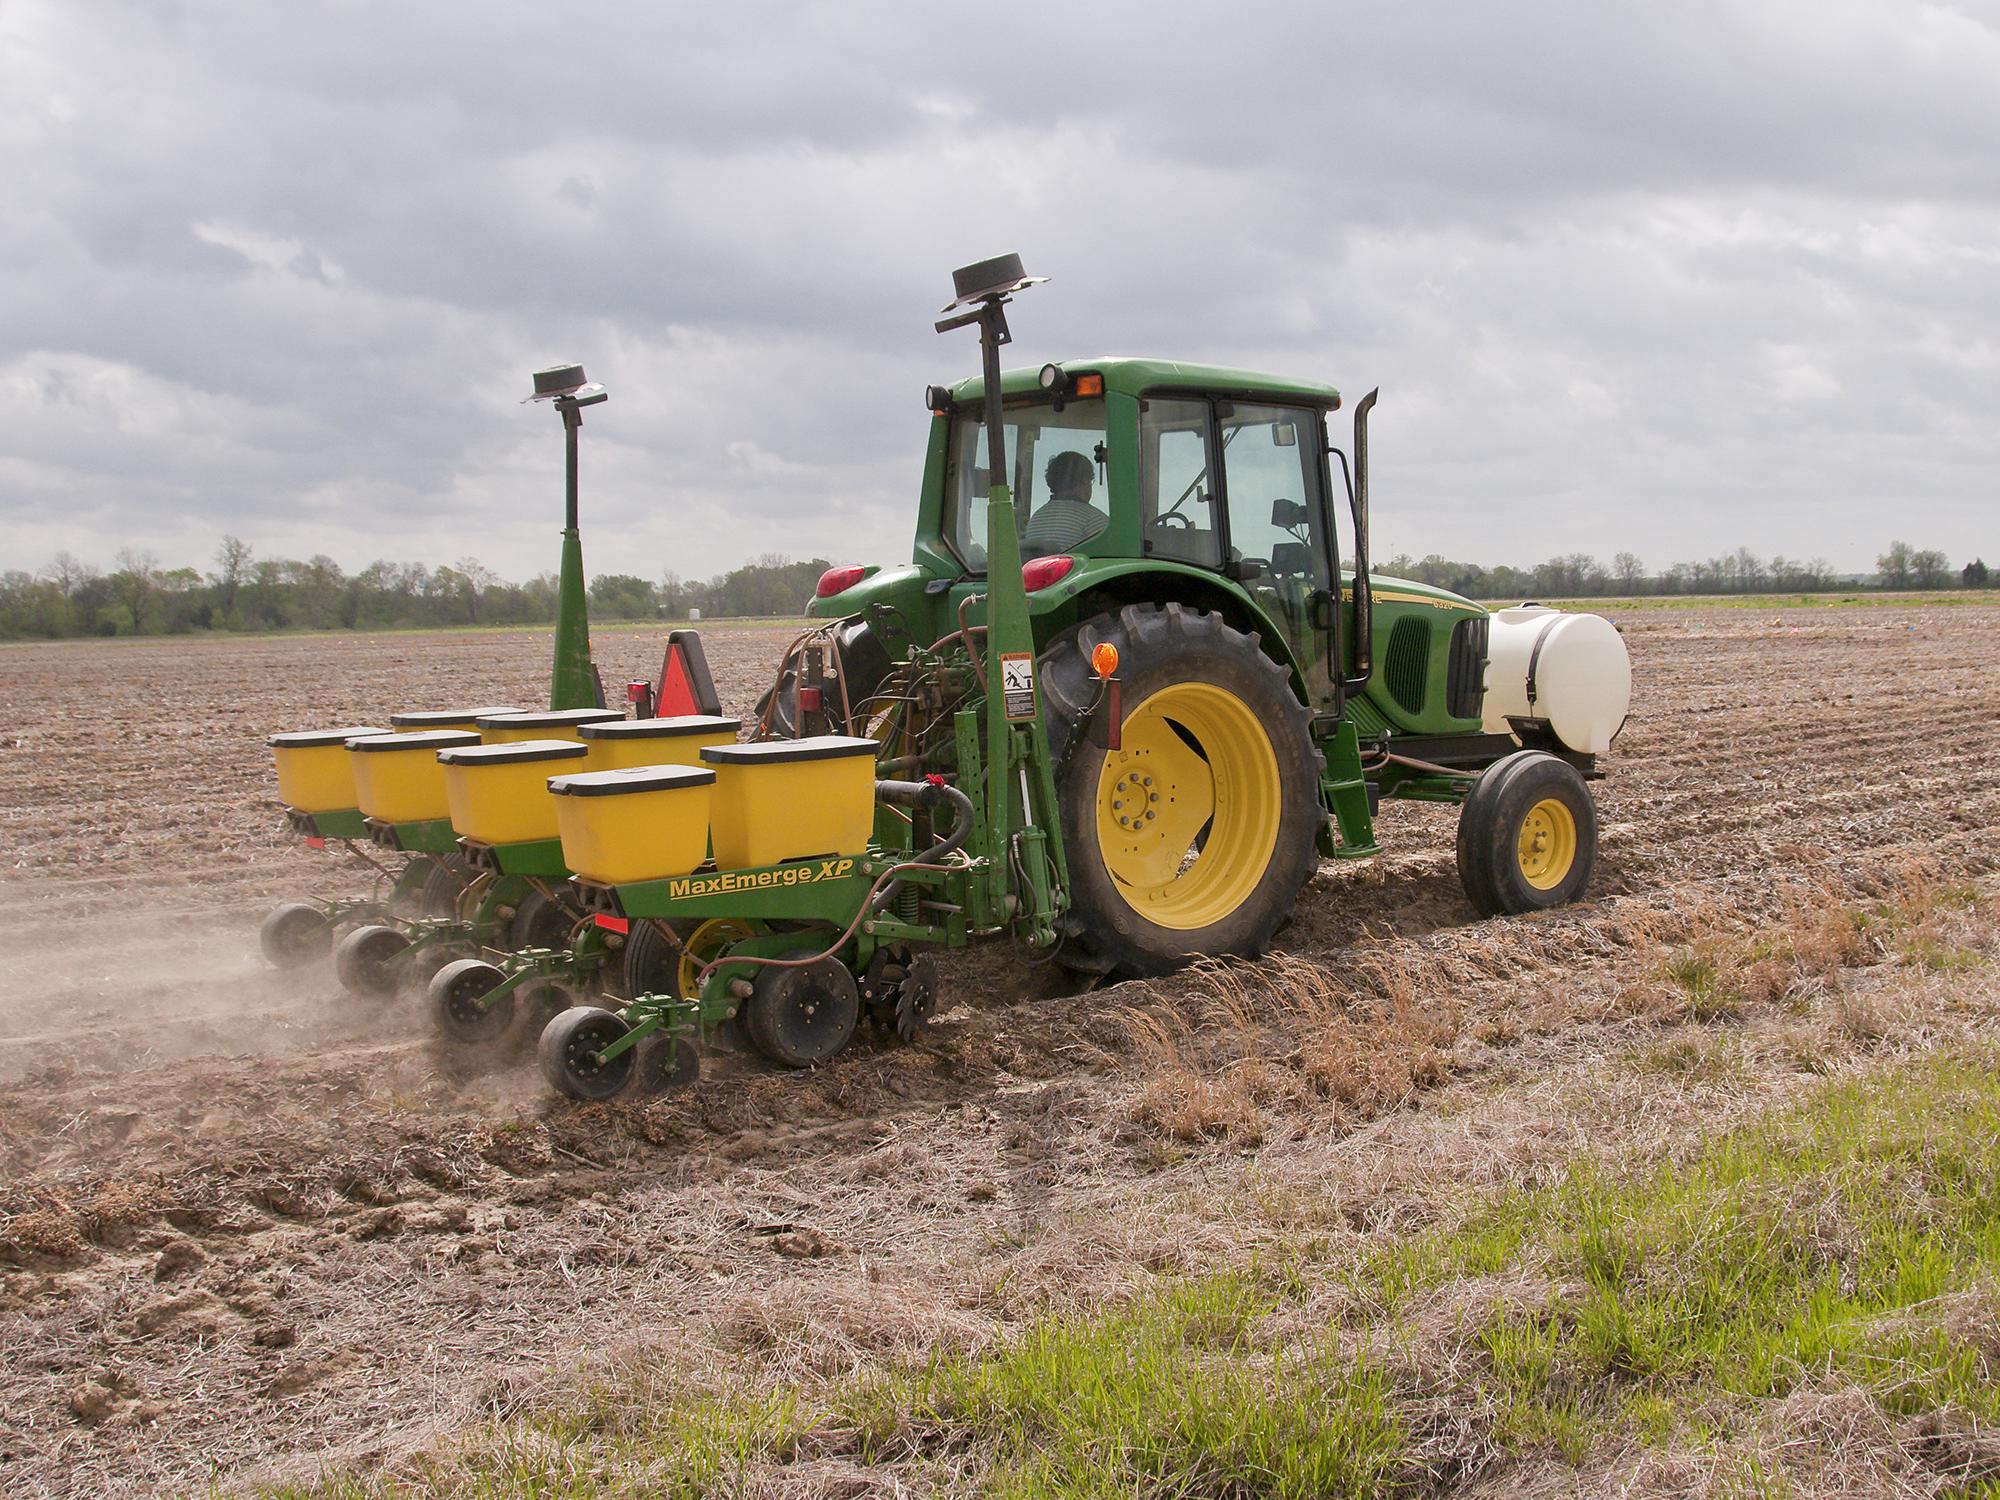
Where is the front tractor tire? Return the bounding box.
[1041,604,1323,977]
[1455,750,1600,918]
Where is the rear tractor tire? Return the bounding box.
[1040,603,1323,977]
[624,915,761,1001]
[1454,750,1599,917]
[260,902,332,969]
[623,917,759,1052]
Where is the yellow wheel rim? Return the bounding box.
[1517,797,1578,890]
[1093,680,1281,932]
[677,917,758,998]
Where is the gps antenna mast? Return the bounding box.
[525,362,608,710]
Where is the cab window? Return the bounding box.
[1220,404,1328,590]
[1139,397,1221,568]
[1221,402,1334,695]
[945,399,1109,567]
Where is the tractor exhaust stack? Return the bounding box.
[1346,387,1378,689]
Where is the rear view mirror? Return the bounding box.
[1270,541,1313,575]
[1272,421,1297,447]
[1270,497,1308,528]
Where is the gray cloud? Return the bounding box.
[3,0,1997,583]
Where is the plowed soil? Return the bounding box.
[1,605,1996,1497]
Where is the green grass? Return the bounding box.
[1363,1053,2000,1457]
[1666,950,1743,1021]
[840,1272,1403,1498]
[268,1276,1402,1499]
[1901,936,1987,975]
[275,1054,2000,1496]
[266,1382,803,1499]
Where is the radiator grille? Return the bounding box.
[1383,616,1430,716]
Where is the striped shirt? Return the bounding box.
[1023,497,1108,556]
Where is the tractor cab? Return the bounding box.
[819,358,1384,724]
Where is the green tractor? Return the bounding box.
[410,252,1629,1098]
[789,254,1632,977]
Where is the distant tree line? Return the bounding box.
[1380,541,1990,600]
[2,535,1989,641]
[0,540,833,641]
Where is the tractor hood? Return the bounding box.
[1362,573,1482,614]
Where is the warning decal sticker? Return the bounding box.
[1000,652,1037,720]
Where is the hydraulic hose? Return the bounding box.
[869,778,976,914]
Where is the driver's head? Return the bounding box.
[1046,449,1093,502]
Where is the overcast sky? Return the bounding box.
[4,0,1996,585]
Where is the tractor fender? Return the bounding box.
[1032,558,1307,694]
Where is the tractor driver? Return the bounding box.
[1023,449,1109,557]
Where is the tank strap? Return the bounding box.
[1524,614,1563,708]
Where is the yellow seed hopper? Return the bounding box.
[549,764,716,885]
[475,708,623,746]
[390,706,520,733]
[576,714,741,771]
[346,730,481,823]
[438,738,589,845]
[699,735,879,868]
[268,726,389,813]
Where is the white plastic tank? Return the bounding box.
[1481,605,1631,755]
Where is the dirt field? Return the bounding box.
[1,606,1997,1497]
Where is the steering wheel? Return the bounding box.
[1156,512,1194,531]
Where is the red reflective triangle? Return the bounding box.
[658,644,703,717]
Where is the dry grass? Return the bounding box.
[1117,862,1980,1168]
[1120,949,1461,1149]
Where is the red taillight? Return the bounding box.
[1022,554,1075,592]
[816,564,867,598]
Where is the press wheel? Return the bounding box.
[260,902,332,969]
[428,958,514,1045]
[333,924,410,999]
[743,952,860,1068]
[538,1005,638,1100]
